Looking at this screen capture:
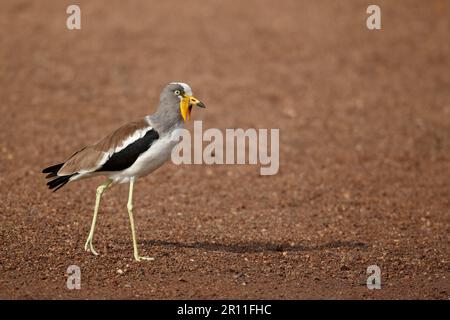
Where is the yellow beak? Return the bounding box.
[180,95,206,121]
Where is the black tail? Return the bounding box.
[42,163,64,175]
[46,175,75,192]
[42,163,74,192]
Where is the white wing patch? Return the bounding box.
[113,127,151,153]
[97,125,154,173]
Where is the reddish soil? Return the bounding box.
[0,0,449,299]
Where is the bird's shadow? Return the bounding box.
[142,239,368,254]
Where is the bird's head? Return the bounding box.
[160,82,206,122]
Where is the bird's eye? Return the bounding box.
[174,90,181,96]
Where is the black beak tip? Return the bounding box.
[197,101,206,108]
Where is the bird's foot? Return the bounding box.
[84,238,99,256]
[134,255,155,262]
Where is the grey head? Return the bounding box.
[149,82,206,134]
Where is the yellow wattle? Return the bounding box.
[180,97,190,121]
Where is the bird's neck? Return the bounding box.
[148,106,184,134]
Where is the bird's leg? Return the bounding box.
[127,178,154,262]
[84,179,112,256]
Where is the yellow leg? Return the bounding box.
[84,179,112,256]
[127,178,154,262]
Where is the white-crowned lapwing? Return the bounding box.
[42,82,206,261]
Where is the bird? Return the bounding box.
[42,82,206,261]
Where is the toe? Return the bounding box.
[139,256,155,261]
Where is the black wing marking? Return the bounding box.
[97,129,160,172]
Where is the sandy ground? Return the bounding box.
[0,0,449,299]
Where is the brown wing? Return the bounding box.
[57,118,151,176]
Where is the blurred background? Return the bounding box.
[0,0,448,299]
